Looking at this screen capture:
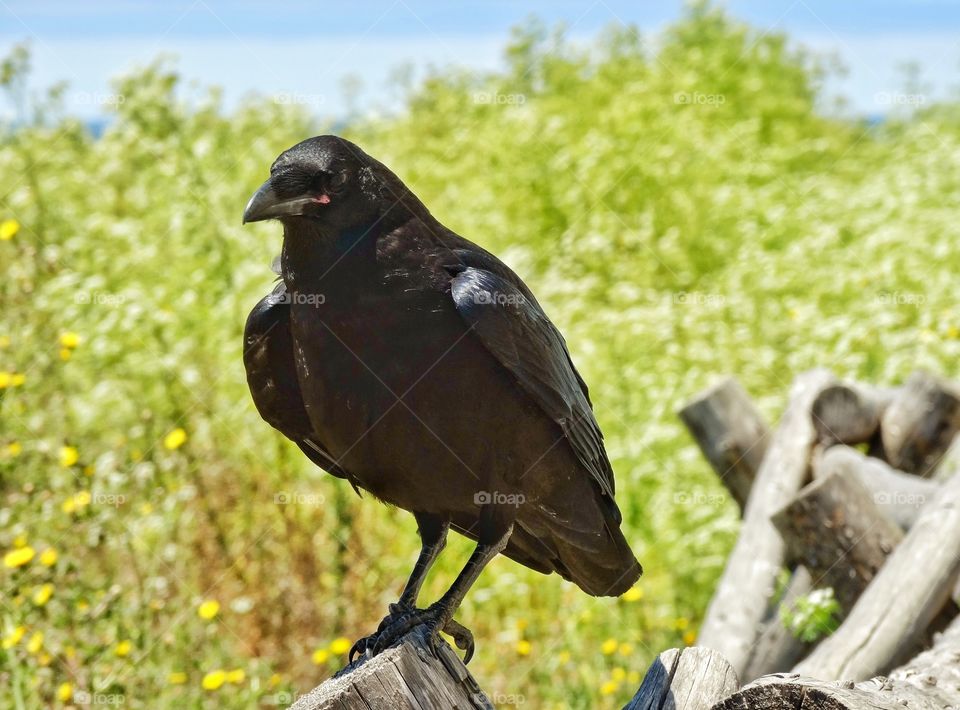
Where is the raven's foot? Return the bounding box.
[348,603,475,665]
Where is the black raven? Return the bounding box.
[242,135,641,663]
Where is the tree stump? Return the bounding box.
[290,627,492,710]
[697,369,836,677]
[626,647,740,710]
[679,377,771,512]
[880,371,960,476]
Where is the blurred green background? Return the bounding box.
[3,2,960,708]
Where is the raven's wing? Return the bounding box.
[447,259,616,502]
[243,281,358,491]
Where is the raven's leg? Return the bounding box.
[349,512,449,661]
[368,505,515,663]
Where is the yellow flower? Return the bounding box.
[601,638,618,655]
[329,637,351,655]
[74,490,91,507]
[61,497,76,514]
[139,503,153,515]
[32,583,54,606]
[168,672,187,685]
[115,640,133,657]
[6,442,22,457]
[59,332,80,349]
[26,631,43,654]
[515,618,528,632]
[57,682,73,702]
[618,643,634,657]
[628,670,641,684]
[311,648,330,665]
[198,600,220,620]
[600,680,620,696]
[675,617,689,631]
[59,446,79,467]
[59,348,72,361]
[202,669,227,691]
[268,673,282,688]
[0,219,19,240]
[226,668,245,684]
[2,626,26,649]
[164,427,187,450]
[10,373,24,386]
[4,545,35,568]
[683,630,697,646]
[557,650,571,664]
[612,667,627,681]
[621,587,643,602]
[38,652,52,666]
[0,372,10,388]
[516,639,531,656]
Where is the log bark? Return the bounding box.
[813,445,939,529]
[713,616,960,709]
[810,383,893,447]
[290,627,492,710]
[771,469,903,614]
[880,371,960,477]
[739,566,813,683]
[625,647,739,710]
[679,377,771,512]
[793,468,960,681]
[697,369,837,677]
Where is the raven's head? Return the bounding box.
[243,135,415,231]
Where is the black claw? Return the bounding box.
[349,604,476,664]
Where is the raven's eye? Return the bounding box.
[328,171,349,192]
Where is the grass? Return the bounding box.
[2,3,960,707]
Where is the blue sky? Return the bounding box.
[1,1,958,119]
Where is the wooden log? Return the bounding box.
[771,468,903,614]
[679,377,771,512]
[813,446,939,529]
[793,467,960,680]
[625,647,739,710]
[290,627,492,710]
[713,616,960,709]
[697,369,837,677]
[880,371,960,477]
[810,383,893,447]
[740,566,813,682]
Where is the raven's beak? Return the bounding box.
[243,177,317,224]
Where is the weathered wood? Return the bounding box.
[880,371,960,476]
[625,647,740,710]
[697,369,837,678]
[713,616,960,709]
[290,627,492,710]
[740,566,813,683]
[793,467,960,680]
[810,383,893,447]
[813,445,939,529]
[772,469,903,614]
[679,378,771,513]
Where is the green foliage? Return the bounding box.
[3,4,960,707]
[780,588,841,643]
